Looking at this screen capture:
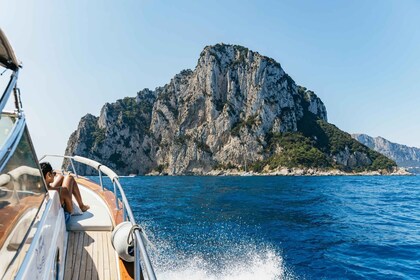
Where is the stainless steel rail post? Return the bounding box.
[98,170,104,191]
[70,158,77,177]
[134,239,142,280]
[113,180,120,210]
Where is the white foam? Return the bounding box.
[140,222,296,280]
[152,247,293,280]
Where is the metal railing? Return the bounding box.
[39,154,157,280]
[0,68,19,114]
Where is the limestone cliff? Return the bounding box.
[63,44,395,175]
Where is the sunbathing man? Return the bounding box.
[40,162,90,212]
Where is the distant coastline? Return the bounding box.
[146,167,412,176]
[352,133,420,174]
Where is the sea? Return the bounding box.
[97,176,420,280]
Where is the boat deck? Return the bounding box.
[64,231,118,280]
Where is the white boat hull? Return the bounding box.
[12,192,67,280]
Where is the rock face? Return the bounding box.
[352,134,420,171]
[63,44,395,175]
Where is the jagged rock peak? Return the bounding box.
[199,43,280,69]
[298,86,328,122]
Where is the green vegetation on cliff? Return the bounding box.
[265,132,330,169]
[246,88,397,173]
[120,96,153,131]
[256,113,396,172]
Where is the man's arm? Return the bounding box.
[49,174,64,190]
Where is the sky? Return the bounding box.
[1,0,420,162]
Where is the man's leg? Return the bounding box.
[60,187,73,214]
[63,175,90,211]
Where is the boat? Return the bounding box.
[0,28,156,279]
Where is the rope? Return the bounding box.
[127,224,142,247]
[127,224,156,251]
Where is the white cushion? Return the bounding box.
[66,185,113,231]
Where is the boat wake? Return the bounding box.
[155,249,292,280]
[141,223,296,280]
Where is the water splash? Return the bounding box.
[141,222,295,280]
[155,250,290,280]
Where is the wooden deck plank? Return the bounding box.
[85,232,94,280]
[65,231,79,280]
[97,231,104,280]
[72,232,83,279]
[108,232,118,278]
[103,232,110,279]
[79,232,89,280]
[91,231,99,280]
[73,232,83,280]
[63,229,120,279]
[64,232,75,280]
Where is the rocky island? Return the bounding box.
[63,44,398,175]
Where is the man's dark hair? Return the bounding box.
[40,162,53,178]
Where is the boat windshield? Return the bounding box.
[0,113,16,148]
[0,116,47,277]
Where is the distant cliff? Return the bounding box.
[63,44,396,175]
[352,134,420,172]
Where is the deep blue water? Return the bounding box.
[100,176,420,279]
